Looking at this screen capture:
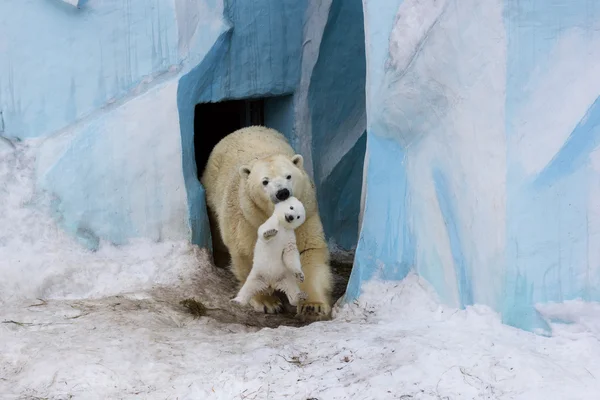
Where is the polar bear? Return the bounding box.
[201,126,333,320]
[231,196,308,307]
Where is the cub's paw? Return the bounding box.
[230,297,244,306]
[263,229,278,240]
[249,293,283,314]
[297,302,332,321]
[294,271,305,283]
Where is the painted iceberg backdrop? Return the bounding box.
[0,0,366,253]
[347,0,600,334]
[2,0,599,333]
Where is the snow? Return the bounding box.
[3,276,600,399]
[2,142,600,399]
[0,142,197,305]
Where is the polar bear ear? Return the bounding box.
[239,165,251,179]
[291,154,304,168]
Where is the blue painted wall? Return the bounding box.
[503,0,600,332]
[351,0,600,334]
[1,0,230,249]
[1,0,366,255]
[177,0,306,246]
[308,0,367,250]
[0,0,180,140]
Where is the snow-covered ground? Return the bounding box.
[2,143,600,399]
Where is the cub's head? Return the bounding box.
[239,153,305,205]
[273,196,306,230]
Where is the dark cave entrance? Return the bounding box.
[193,99,265,180]
[194,98,267,268]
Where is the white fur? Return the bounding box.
[231,197,308,307]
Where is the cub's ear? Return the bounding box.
[239,165,251,178]
[291,154,304,169]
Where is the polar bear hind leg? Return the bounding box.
[231,276,269,305]
[230,251,283,313]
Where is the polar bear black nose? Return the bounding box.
[285,214,294,223]
[276,188,290,201]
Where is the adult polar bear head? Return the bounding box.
[238,153,308,206]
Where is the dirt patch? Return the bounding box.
[167,249,354,328]
[32,248,355,330]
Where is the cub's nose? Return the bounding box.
[276,188,290,201]
[285,214,294,223]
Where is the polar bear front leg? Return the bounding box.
[293,214,334,321]
[230,252,283,314]
[297,247,333,320]
[282,242,304,282]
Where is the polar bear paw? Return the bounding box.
[230,297,245,306]
[297,302,332,321]
[250,293,283,314]
[262,228,278,240]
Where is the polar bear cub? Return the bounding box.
[232,196,308,307]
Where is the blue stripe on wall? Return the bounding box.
[534,96,600,188]
[345,134,414,301]
[432,167,473,309]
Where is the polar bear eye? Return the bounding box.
[286,175,292,180]
[262,180,269,186]
[290,206,294,210]
[297,216,300,219]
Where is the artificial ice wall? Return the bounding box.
[348,0,600,333]
[0,0,366,252]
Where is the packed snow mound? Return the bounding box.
[0,142,203,305]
